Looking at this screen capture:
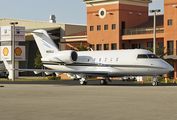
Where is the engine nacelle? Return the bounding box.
[48,50,78,64]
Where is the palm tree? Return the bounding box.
[34,50,42,68]
[75,45,89,51]
[147,46,174,66]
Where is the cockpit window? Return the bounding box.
[137,54,148,58]
[147,54,158,58]
[137,54,158,59]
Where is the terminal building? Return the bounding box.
[63,0,177,79]
[0,0,177,79]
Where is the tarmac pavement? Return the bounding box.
[0,80,177,120]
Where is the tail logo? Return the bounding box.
[41,40,51,48]
[3,47,9,56]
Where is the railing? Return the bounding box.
[122,27,164,35]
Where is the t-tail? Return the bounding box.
[32,29,59,59]
[32,29,78,64]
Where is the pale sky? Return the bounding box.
[0,0,164,25]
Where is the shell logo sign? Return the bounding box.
[15,47,22,56]
[3,47,9,56]
[0,46,25,61]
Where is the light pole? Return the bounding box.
[10,22,18,81]
[150,9,161,54]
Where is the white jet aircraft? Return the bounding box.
[8,29,174,86]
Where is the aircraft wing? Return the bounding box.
[17,69,109,75]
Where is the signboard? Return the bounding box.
[1,46,26,61]
[0,26,25,41]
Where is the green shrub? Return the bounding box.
[147,77,152,81]
[47,76,61,80]
[147,77,163,81]
[158,77,163,81]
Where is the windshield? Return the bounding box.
[137,54,158,59]
[147,54,158,58]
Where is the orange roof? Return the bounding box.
[64,30,87,37]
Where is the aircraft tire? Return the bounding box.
[152,81,158,86]
[100,79,107,85]
[80,81,87,85]
[84,81,87,85]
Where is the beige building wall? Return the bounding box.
[0,18,87,50]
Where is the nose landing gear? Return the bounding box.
[152,76,158,86]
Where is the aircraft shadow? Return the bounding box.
[0,80,176,86]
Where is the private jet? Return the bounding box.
[10,29,174,86]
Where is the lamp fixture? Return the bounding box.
[172,5,177,8]
[138,13,142,15]
[93,13,98,16]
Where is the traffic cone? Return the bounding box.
[142,78,144,84]
[173,79,176,84]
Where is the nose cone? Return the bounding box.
[167,65,174,72]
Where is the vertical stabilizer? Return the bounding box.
[32,29,59,58]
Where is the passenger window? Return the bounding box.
[137,54,148,58]
[148,54,158,58]
[105,58,107,62]
[116,58,118,61]
[94,58,96,62]
[110,58,112,62]
[99,58,101,62]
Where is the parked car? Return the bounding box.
[0,72,8,78]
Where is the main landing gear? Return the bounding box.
[100,77,111,85]
[79,77,111,85]
[79,77,87,85]
[152,76,158,86]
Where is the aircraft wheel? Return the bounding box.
[84,81,87,85]
[152,81,158,86]
[80,80,87,85]
[80,80,84,85]
[100,79,107,85]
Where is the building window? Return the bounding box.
[104,44,109,50]
[97,25,101,31]
[168,41,174,55]
[104,25,108,30]
[121,21,125,35]
[90,26,94,31]
[168,19,173,26]
[112,24,116,30]
[97,44,102,50]
[90,44,95,50]
[158,42,164,54]
[139,43,145,49]
[147,42,153,48]
[111,43,117,50]
[132,44,137,49]
[122,43,125,49]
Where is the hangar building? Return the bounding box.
[0,18,86,76]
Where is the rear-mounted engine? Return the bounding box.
[48,50,78,64]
